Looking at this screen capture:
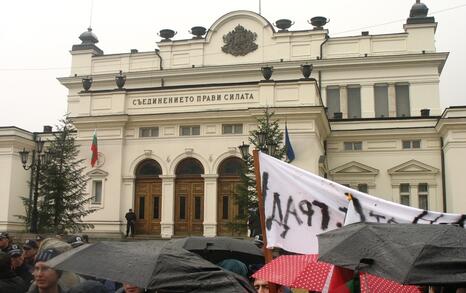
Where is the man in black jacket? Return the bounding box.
[0,251,27,293]
[125,209,137,237]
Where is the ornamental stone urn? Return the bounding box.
[309,16,329,29]
[158,29,177,41]
[189,26,206,38]
[82,77,93,91]
[275,19,294,31]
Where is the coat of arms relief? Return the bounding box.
[222,25,258,56]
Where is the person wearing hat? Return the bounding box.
[8,244,33,285]
[28,248,65,293]
[67,236,85,248]
[0,251,27,293]
[23,239,39,267]
[0,232,11,253]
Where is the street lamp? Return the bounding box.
[19,137,52,233]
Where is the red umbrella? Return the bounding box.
[252,254,420,293]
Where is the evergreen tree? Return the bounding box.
[232,109,285,235]
[37,117,95,233]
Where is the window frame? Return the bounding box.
[344,141,363,151]
[139,127,159,138]
[180,125,201,136]
[326,86,341,119]
[374,84,389,118]
[418,183,429,210]
[399,183,410,206]
[402,140,421,149]
[347,85,362,119]
[222,124,243,135]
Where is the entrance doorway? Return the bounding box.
[174,158,204,236]
[217,157,246,236]
[134,159,162,235]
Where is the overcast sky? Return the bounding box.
[1,0,465,132]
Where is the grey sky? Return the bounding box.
[1,0,465,132]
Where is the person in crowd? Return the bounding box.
[116,283,146,293]
[8,244,33,285]
[67,236,85,248]
[253,279,289,293]
[125,209,137,238]
[0,251,27,293]
[35,235,45,247]
[23,239,39,267]
[0,232,11,253]
[68,280,107,293]
[27,248,65,293]
[217,258,249,279]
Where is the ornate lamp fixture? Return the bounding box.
[115,70,126,89]
[238,141,250,159]
[261,66,273,81]
[82,77,93,91]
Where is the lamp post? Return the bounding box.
[19,137,52,233]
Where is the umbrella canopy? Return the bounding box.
[46,241,255,292]
[252,254,420,293]
[171,236,264,266]
[318,222,466,285]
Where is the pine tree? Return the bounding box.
[233,109,285,235]
[37,117,96,233]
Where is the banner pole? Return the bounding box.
[253,149,273,263]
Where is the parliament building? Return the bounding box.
[1,1,465,237]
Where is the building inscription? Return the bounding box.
[131,92,255,107]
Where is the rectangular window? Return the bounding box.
[400,183,410,206]
[153,197,160,219]
[194,196,202,220]
[222,196,229,220]
[326,87,340,118]
[347,86,361,118]
[358,184,368,193]
[179,196,186,219]
[180,125,200,136]
[402,140,421,149]
[396,84,410,117]
[374,84,389,118]
[344,141,362,151]
[222,124,243,134]
[138,197,145,219]
[418,183,429,210]
[139,127,159,137]
[91,180,103,204]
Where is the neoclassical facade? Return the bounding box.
[1,1,465,236]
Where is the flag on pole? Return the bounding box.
[285,122,295,162]
[90,130,98,167]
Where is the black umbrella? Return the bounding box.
[318,222,466,285]
[46,241,255,292]
[171,236,264,266]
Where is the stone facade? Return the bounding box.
[2,4,465,235]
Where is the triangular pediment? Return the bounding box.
[330,161,379,175]
[86,169,109,177]
[388,160,439,175]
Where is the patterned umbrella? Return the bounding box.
[252,254,420,293]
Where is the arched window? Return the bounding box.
[218,157,243,177]
[136,159,162,178]
[175,158,204,177]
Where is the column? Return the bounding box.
[388,83,396,117]
[202,174,219,237]
[159,175,175,238]
[340,85,348,118]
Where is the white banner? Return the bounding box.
[259,152,466,254]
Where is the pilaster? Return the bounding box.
[159,175,175,238]
[202,174,219,237]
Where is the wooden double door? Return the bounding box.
[174,178,204,235]
[217,179,245,236]
[134,179,161,235]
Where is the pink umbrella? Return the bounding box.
[252,254,420,293]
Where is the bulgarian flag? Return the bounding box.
[90,130,98,167]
